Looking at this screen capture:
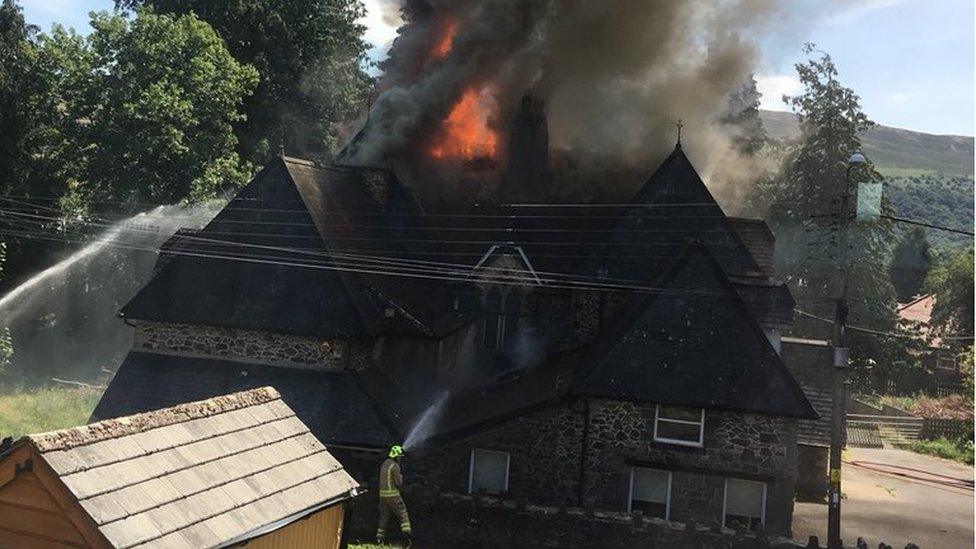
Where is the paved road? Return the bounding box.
[793,448,974,548]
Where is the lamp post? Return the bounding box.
[827,151,866,549]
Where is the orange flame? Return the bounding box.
[431,19,457,60]
[429,87,498,161]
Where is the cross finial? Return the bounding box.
[676,119,684,148]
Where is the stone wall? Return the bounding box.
[405,398,799,536]
[582,400,798,534]
[133,321,347,369]
[409,402,585,506]
[380,488,805,549]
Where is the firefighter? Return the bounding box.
[377,444,411,545]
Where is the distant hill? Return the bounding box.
[760,110,974,177]
[760,110,973,249]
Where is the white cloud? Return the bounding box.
[824,0,911,26]
[756,74,804,111]
[360,0,400,51]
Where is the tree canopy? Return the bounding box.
[115,0,373,162]
[925,246,975,349]
[42,10,260,212]
[768,44,901,371]
[889,227,933,302]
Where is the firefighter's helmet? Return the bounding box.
[389,444,404,459]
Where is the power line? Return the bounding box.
[795,309,974,341]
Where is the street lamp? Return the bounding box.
[827,150,865,549]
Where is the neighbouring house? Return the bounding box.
[0,387,360,548]
[91,103,822,540]
[897,294,963,392]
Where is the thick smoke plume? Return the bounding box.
[346,0,782,208]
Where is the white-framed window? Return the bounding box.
[723,478,767,530]
[653,405,705,447]
[628,467,671,519]
[468,449,510,495]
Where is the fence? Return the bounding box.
[921,418,974,441]
[846,414,923,448]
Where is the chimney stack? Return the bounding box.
[503,94,550,198]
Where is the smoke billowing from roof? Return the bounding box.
[346,0,781,208]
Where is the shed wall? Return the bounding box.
[243,504,345,549]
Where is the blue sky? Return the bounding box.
[21,0,974,136]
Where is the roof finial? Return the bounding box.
[676,118,684,148]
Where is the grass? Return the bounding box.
[903,437,974,465]
[0,386,103,439]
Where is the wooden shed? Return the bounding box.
[0,386,360,548]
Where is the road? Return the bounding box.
[793,447,974,548]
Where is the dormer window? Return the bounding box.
[483,287,521,351]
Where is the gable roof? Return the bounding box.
[574,244,815,419]
[92,351,396,448]
[122,157,468,338]
[362,244,815,449]
[121,159,370,338]
[10,387,359,548]
[590,146,765,282]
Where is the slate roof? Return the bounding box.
[122,157,468,338]
[574,245,815,419]
[92,352,395,448]
[24,387,359,548]
[361,245,815,449]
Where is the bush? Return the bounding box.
[904,437,974,464]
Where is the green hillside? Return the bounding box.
[760,110,974,177]
[760,110,973,249]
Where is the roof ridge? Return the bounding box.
[28,387,281,453]
[898,293,934,311]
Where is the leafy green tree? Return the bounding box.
[721,74,766,155]
[116,0,373,161]
[769,45,900,371]
[0,0,44,195]
[925,247,975,349]
[889,227,933,302]
[42,10,260,212]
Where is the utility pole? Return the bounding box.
[827,151,865,549]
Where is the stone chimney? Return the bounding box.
[503,94,550,198]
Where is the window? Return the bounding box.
[653,405,705,447]
[723,479,766,530]
[483,288,521,351]
[628,467,671,519]
[468,449,510,495]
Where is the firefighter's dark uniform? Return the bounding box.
[377,457,411,542]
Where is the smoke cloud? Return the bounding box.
[346,0,785,209]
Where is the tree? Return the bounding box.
[721,74,766,155]
[116,0,373,162]
[925,247,974,349]
[40,10,259,212]
[889,227,932,302]
[769,45,900,371]
[0,0,40,194]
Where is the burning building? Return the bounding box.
[90,1,837,544]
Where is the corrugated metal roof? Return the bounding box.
[27,387,359,548]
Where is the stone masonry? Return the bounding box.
[133,321,347,369]
[405,398,799,536]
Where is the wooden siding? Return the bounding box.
[0,459,89,548]
[244,505,345,549]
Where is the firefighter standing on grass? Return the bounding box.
[377,444,411,545]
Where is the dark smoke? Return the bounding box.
[346,0,783,207]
